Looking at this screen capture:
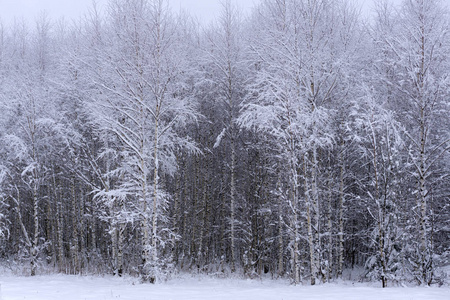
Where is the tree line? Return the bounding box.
[0,0,448,287]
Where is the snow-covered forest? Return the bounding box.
[0,0,448,288]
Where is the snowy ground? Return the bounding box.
[0,273,449,300]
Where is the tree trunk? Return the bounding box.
[277,182,284,277]
[326,159,333,281]
[56,198,64,272]
[291,156,300,284]
[337,147,345,279]
[140,144,150,280]
[30,178,39,276]
[150,117,160,283]
[117,222,125,276]
[230,131,237,273]
[71,178,79,274]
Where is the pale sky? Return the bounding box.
[0,0,400,26]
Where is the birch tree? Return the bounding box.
[242,0,358,284]
[203,0,248,273]
[0,14,57,273]
[351,89,405,287]
[377,0,450,285]
[88,0,198,282]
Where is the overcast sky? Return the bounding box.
[0,0,399,26]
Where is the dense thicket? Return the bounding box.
[0,0,448,287]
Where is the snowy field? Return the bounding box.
[0,274,449,300]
